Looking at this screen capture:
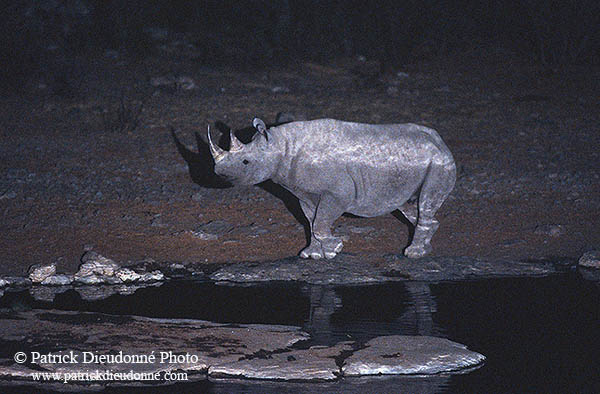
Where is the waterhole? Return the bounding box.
[1,274,598,393]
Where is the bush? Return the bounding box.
[101,91,145,133]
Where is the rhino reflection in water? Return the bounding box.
[208,118,456,259]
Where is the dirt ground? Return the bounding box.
[1,49,599,276]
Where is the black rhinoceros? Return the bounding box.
[208,118,456,259]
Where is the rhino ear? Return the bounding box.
[253,118,268,140]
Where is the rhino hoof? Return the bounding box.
[321,238,343,255]
[323,242,343,259]
[404,244,432,258]
[300,245,324,259]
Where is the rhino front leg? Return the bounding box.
[310,194,345,259]
[298,199,323,259]
[299,194,344,259]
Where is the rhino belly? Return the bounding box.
[346,192,413,217]
[344,166,425,217]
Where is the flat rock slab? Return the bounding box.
[209,254,560,285]
[343,335,485,376]
[210,343,353,381]
[0,309,307,385]
[0,310,484,389]
[578,250,600,269]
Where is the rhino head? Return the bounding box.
[208,118,279,185]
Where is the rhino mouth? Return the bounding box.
[216,173,239,184]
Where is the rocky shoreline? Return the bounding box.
[2,250,599,302]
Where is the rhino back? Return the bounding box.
[269,119,450,214]
[274,119,449,160]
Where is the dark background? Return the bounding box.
[0,0,598,275]
[2,0,599,94]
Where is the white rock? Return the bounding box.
[41,274,73,286]
[74,274,104,285]
[115,268,142,282]
[76,252,120,277]
[1,277,31,287]
[534,224,565,237]
[139,271,164,282]
[343,335,485,376]
[28,263,57,283]
[579,250,600,269]
[0,278,8,288]
[177,76,197,90]
[271,86,290,93]
[190,230,219,240]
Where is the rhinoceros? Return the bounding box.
[208,118,456,259]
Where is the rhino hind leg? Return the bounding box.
[299,195,344,259]
[404,162,455,258]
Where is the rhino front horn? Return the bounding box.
[207,125,226,162]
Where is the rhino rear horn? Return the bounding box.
[229,130,244,152]
[207,125,226,162]
[253,118,268,140]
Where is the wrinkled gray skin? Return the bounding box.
[208,118,456,259]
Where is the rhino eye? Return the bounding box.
[243,159,249,165]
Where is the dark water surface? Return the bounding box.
[1,274,598,393]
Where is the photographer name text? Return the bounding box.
[16,351,198,365]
